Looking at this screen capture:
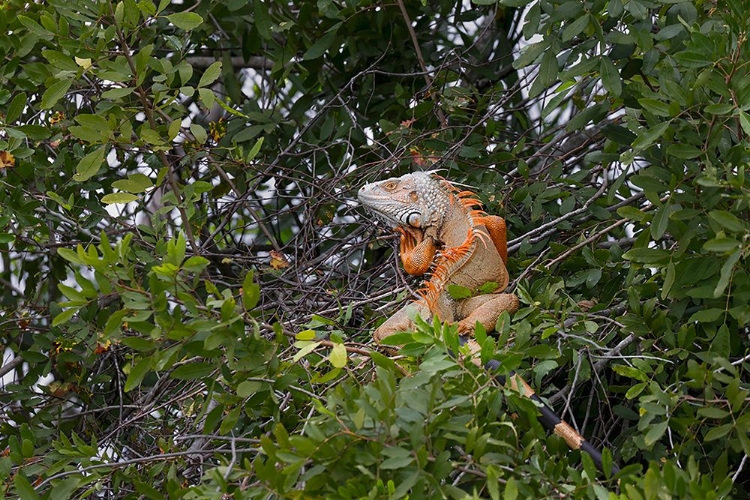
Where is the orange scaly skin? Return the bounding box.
[357,172,519,343]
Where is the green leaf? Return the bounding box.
[52,308,78,327]
[58,283,85,302]
[602,123,636,145]
[190,123,207,144]
[622,248,671,264]
[697,406,730,419]
[562,13,590,42]
[198,61,222,88]
[120,337,156,352]
[296,330,316,341]
[198,87,216,109]
[638,98,671,117]
[182,256,209,273]
[600,56,622,96]
[219,406,242,435]
[704,103,734,115]
[244,136,264,160]
[513,40,547,69]
[293,341,321,362]
[18,15,53,39]
[168,118,182,140]
[112,173,153,193]
[708,210,745,233]
[102,192,138,205]
[237,380,264,398]
[662,261,675,299]
[612,364,648,382]
[253,0,273,39]
[566,103,607,131]
[329,342,347,368]
[69,125,107,143]
[478,281,499,294]
[140,127,164,145]
[703,237,741,253]
[644,420,668,446]
[496,0,531,5]
[631,174,666,193]
[41,79,73,109]
[7,93,27,123]
[704,423,733,442]
[42,50,79,71]
[687,308,725,323]
[447,284,473,300]
[102,87,134,99]
[625,382,647,399]
[303,28,339,60]
[16,125,50,140]
[504,477,518,500]
[73,146,107,182]
[632,121,671,151]
[243,271,260,309]
[124,357,152,392]
[617,205,647,222]
[650,204,671,240]
[13,473,39,500]
[166,12,203,30]
[74,113,108,129]
[0,233,15,244]
[57,247,83,264]
[710,324,731,358]
[626,0,647,18]
[48,478,79,500]
[739,110,750,136]
[171,362,215,380]
[673,51,713,68]
[379,448,413,469]
[133,480,164,500]
[531,49,558,97]
[667,144,702,159]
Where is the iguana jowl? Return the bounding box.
[358,171,617,474]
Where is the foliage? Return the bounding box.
[0,0,748,497]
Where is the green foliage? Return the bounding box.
[0,0,749,497]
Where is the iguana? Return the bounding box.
[358,171,617,474]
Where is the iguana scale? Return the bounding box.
[358,171,617,474]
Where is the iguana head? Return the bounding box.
[357,171,451,229]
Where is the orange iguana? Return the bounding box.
[358,171,617,474]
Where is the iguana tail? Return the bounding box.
[461,338,620,476]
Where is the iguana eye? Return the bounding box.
[383,181,398,191]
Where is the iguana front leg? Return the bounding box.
[397,226,437,276]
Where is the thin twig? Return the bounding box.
[395,0,448,128]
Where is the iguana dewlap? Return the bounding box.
[357,171,519,342]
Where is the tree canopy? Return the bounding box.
[1,0,749,497]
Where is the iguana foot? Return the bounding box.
[456,293,519,336]
[397,226,438,276]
